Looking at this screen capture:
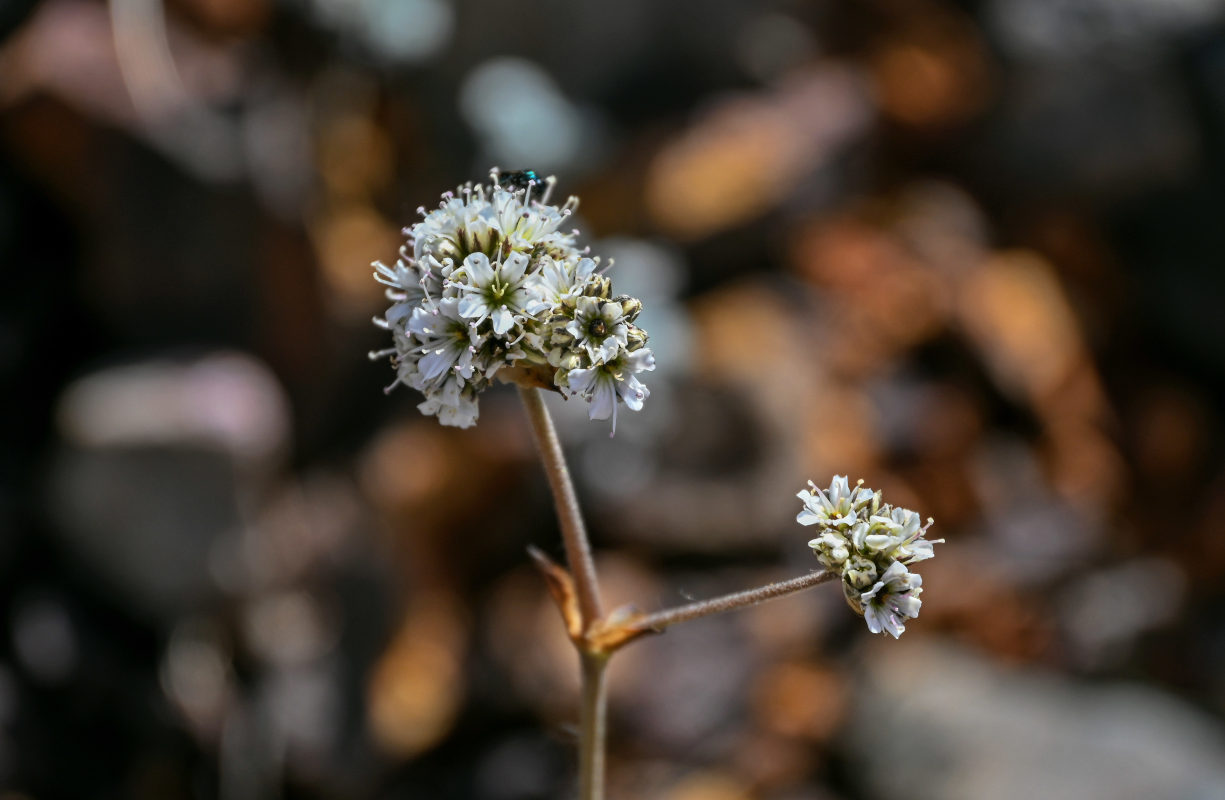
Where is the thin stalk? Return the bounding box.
[637,570,835,631]
[518,387,608,800]
[518,387,603,627]
[578,653,608,800]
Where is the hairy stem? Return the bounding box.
[518,387,608,800]
[579,654,608,800]
[636,570,835,631]
[518,387,603,627]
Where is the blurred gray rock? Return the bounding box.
[845,641,1225,800]
[46,445,241,619]
[45,353,290,620]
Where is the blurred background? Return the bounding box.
[3,0,1225,797]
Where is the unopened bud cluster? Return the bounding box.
[371,169,654,431]
[798,476,941,638]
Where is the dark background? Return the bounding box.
[2,0,1225,798]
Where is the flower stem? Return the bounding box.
[635,570,835,632]
[518,387,604,627]
[517,387,608,800]
[579,653,608,800]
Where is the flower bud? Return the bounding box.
[843,581,865,615]
[843,555,879,590]
[614,295,643,322]
[584,276,612,299]
[626,326,649,351]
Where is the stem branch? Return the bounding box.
[637,570,835,631]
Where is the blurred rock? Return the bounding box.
[47,353,289,618]
[869,4,994,129]
[56,352,290,468]
[987,0,1224,62]
[46,444,240,618]
[846,641,1225,800]
[736,12,818,83]
[956,251,1089,410]
[474,733,565,800]
[989,62,1197,194]
[751,659,848,743]
[367,600,466,759]
[971,436,1102,581]
[646,64,872,240]
[160,617,233,742]
[1058,558,1186,669]
[460,58,602,174]
[10,594,77,685]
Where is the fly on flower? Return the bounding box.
[497,169,546,193]
[370,169,654,432]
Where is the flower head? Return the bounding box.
[798,476,940,637]
[370,169,654,430]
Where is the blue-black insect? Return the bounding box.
[498,169,544,192]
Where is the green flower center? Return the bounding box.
[483,279,509,306]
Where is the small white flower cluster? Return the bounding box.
[371,169,654,431]
[797,476,941,638]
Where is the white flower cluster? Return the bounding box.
[371,170,654,431]
[798,476,941,638]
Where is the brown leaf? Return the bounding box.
[526,546,583,643]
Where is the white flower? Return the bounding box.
[532,256,598,307]
[808,530,851,571]
[566,296,630,363]
[797,476,878,530]
[416,378,479,429]
[891,508,942,564]
[406,298,479,389]
[859,561,923,639]
[493,185,577,253]
[452,251,535,336]
[563,348,655,435]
